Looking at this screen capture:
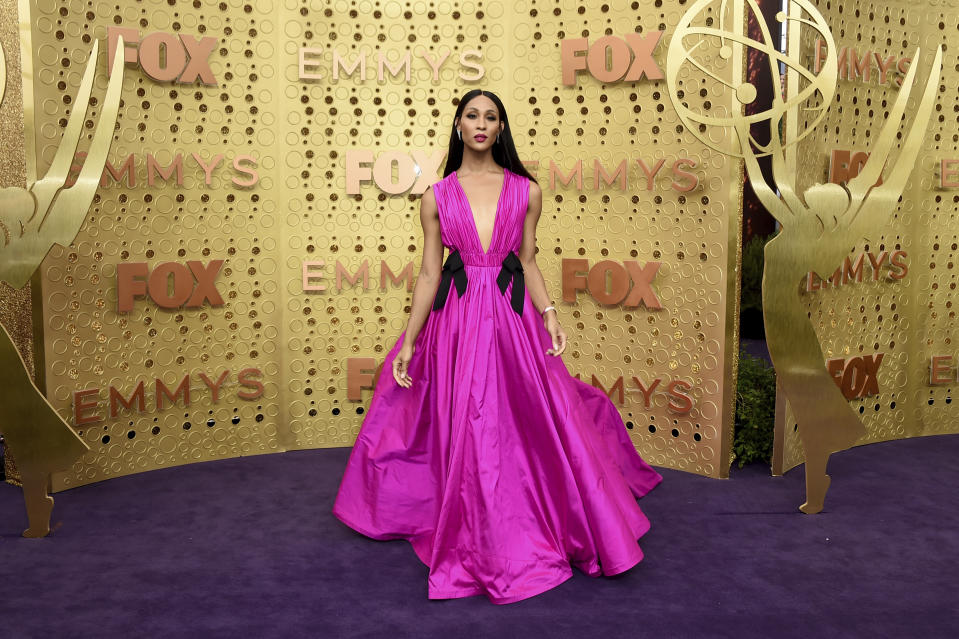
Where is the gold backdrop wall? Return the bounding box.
[0,0,31,485]
[776,0,959,472]
[7,0,743,491]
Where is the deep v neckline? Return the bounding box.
[453,169,508,255]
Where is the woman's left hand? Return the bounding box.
[544,312,567,356]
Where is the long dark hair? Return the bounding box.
[442,89,538,183]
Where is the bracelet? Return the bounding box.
[541,305,556,316]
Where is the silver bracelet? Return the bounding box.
[541,305,556,316]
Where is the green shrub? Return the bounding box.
[733,348,776,468]
[740,234,768,315]
[740,234,771,339]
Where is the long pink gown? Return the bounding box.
[332,167,663,604]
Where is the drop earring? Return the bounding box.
[457,129,461,141]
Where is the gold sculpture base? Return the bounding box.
[18,469,54,537]
[799,475,829,515]
[0,321,88,538]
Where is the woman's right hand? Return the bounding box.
[392,341,415,388]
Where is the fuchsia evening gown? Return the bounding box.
[333,167,662,604]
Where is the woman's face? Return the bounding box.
[456,95,504,153]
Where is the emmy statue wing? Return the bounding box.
[44,37,126,248]
[768,115,806,221]
[28,40,102,229]
[846,46,943,228]
[736,121,795,226]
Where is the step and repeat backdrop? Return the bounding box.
[3,0,743,490]
[775,0,959,472]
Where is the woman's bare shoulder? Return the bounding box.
[527,178,542,211]
[528,178,542,198]
[421,184,437,208]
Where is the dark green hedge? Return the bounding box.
[733,348,776,468]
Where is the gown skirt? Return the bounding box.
[332,168,663,604]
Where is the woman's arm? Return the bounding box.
[393,187,443,388]
[402,186,444,348]
[517,180,568,356]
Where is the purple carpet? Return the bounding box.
[2,435,957,638]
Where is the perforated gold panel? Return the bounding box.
[778,0,959,472]
[17,0,742,490]
[31,0,286,490]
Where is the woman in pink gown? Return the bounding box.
[333,89,662,604]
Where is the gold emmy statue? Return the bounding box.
[666,0,942,512]
[0,28,125,536]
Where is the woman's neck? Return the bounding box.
[457,148,501,176]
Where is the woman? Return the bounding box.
[333,89,662,604]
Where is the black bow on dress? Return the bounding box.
[432,249,467,311]
[496,251,525,316]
